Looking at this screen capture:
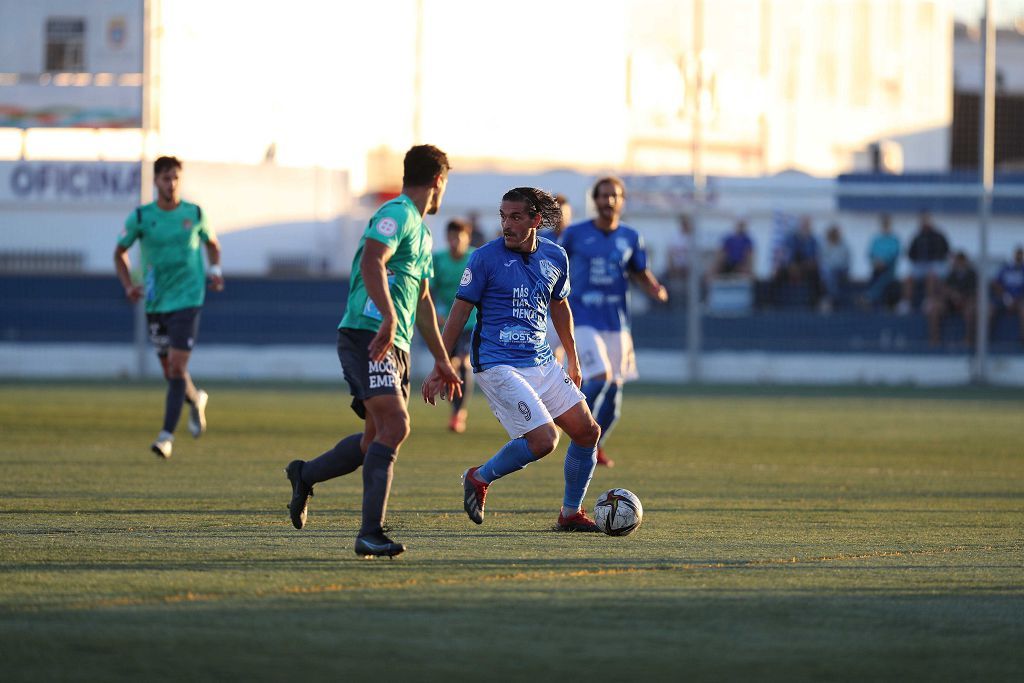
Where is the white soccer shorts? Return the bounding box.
[476,359,586,439]
[574,326,638,383]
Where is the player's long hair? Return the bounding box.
[502,187,562,229]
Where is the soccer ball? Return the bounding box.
[593,488,643,536]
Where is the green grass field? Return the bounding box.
[1,381,1022,681]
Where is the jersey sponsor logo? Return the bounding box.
[460,268,473,286]
[517,401,532,421]
[376,217,398,237]
[499,324,542,346]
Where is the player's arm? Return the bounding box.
[361,239,398,361]
[550,297,582,387]
[630,269,669,303]
[205,236,224,291]
[421,298,474,405]
[113,245,142,303]
[416,280,462,403]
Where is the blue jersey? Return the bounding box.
[559,219,648,331]
[455,236,570,372]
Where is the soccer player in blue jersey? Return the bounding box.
[559,176,668,467]
[422,187,603,532]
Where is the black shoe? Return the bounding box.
[284,460,313,529]
[354,531,406,558]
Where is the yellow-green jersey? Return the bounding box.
[340,194,433,353]
[117,201,214,313]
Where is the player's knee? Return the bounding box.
[579,420,601,448]
[526,425,559,458]
[379,413,410,447]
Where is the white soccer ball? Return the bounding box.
[593,488,643,536]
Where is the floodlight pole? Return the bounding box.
[133,0,155,380]
[686,0,704,384]
[973,0,995,384]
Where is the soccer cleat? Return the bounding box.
[151,431,174,459]
[462,466,488,524]
[188,389,209,439]
[284,460,313,529]
[596,447,615,467]
[556,508,601,532]
[354,531,406,558]
[448,412,467,434]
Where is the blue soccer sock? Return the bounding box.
[563,441,597,510]
[595,382,622,446]
[581,377,609,412]
[476,437,535,484]
[162,377,186,434]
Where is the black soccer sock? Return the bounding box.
[451,362,472,413]
[359,442,397,536]
[182,372,199,405]
[162,378,187,433]
[301,433,364,485]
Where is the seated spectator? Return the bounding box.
[859,213,901,310]
[773,216,821,307]
[819,224,850,312]
[926,250,976,347]
[990,245,1024,345]
[899,211,949,314]
[711,219,754,278]
[665,214,694,305]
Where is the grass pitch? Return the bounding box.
[0,381,1022,681]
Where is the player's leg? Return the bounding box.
[592,330,635,463]
[545,360,602,532]
[448,339,472,432]
[352,343,411,557]
[576,326,613,458]
[553,402,601,531]
[462,365,554,524]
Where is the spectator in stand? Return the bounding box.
[665,214,694,305]
[819,223,850,312]
[859,213,901,310]
[711,218,754,278]
[990,245,1024,345]
[773,216,821,307]
[899,211,950,314]
[926,250,976,348]
[466,209,488,248]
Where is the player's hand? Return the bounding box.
[420,368,445,406]
[124,284,143,303]
[368,317,396,362]
[208,274,225,292]
[566,357,583,388]
[435,359,463,402]
[653,283,668,303]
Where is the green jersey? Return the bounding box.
[117,201,214,313]
[431,247,475,333]
[339,194,433,352]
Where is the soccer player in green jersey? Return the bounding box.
[431,218,476,433]
[284,144,462,558]
[114,156,223,460]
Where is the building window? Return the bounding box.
[45,18,86,72]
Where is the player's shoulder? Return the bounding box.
[537,236,568,260]
[561,219,594,237]
[470,238,505,263]
[372,196,418,230]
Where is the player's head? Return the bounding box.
[500,187,560,252]
[446,218,472,255]
[153,156,182,204]
[591,176,625,224]
[404,144,450,215]
[553,193,573,234]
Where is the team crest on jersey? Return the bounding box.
[376,217,398,237]
[460,268,473,286]
[517,401,532,421]
[616,237,630,253]
[182,219,193,231]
